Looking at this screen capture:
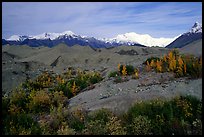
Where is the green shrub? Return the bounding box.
[57,122,76,135]
[67,108,87,132]
[5,113,41,135]
[2,97,10,117]
[172,49,180,58]
[124,95,201,135]
[21,79,43,92]
[170,96,192,122]
[9,89,28,109]
[125,100,165,122]
[160,101,174,121]
[52,82,73,99]
[89,72,103,84]
[109,71,120,78]
[38,119,52,135]
[64,70,103,95]
[73,77,88,91]
[114,76,123,83]
[21,71,54,91]
[21,68,103,99]
[113,76,128,83]
[185,57,202,78]
[106,116,126,135]
[192,119,202,135]
[175,95,202,122]
[37,103,70,135]
[196,103,202,119]
[119,65,135,75]
[28,90,51,113]
[143,57,160,65]
[50,103,69,122]
[87,108,113,125]
[84,120,107,135]
[126,65,135,75]
[83,109,116,135]
[168,118,186,135]
[130,115,152,135]
[68,116,85,132]
[51,91,68,107]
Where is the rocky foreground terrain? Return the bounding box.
[2,44,202,114]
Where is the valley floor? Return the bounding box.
[2,44,202,135]
[2,44,202,114]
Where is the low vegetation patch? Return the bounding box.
[21,68,103,99]
[144,49,202,79]
[109,64,139,83]
[2,92,202,135]
[2,50,202,135]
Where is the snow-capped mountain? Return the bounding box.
[7,31,76,41]
[3,31,146,48]
[4,22,200,48]
[32,31,76,40]
[105,32,178,47]
[188,21,202,33]
[166,22,202,48]
[7,35,32,41]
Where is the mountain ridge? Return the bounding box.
[2,32,146,48]
[3,22,201,48]
[166,22,202,48]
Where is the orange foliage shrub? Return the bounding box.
[156,60,162,72]
[71,81,77,96]
[118,63,121,72]
[146,61,151,72]
[122,65,127,76]
[169,56,177,71]
[150,60,155,68]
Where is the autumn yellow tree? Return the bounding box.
[72,81,77,96]
[176,56,184,76]
[61,79,65,84]
[56,75,61,83]
[77,68,83,77]
[46,76,52,87]
[156,60,162,72]
[122,65,127,76]
[48,77,51,83]
[178,56,184,66]
[168,51,173,61]
[168,54,177,71]
[150,60,155,68]
[176,66,183,77]
[134,69,139,79]
[199,57,202,66]
[66,69,72,79]
[146,61,151,72]
[183,63,187,74]
[163,55,167,62]
[118,63,121,72]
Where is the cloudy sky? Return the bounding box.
[2,2,202,39]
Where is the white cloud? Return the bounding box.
[2,2,202,39]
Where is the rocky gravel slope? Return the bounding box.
[2,44,202,114]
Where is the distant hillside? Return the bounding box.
[2,39,9,45]
[179,39,202,57]
[166,22,202,49]
[166,33,202,49]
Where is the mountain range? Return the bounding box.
[2,22,202,48]
[166,22,202,48]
